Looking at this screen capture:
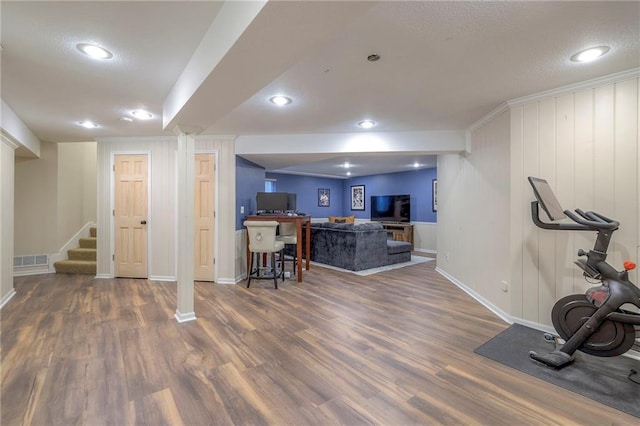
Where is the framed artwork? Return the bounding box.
[318,188,330,207]
[432,179,438,212]
[350,185,365,211]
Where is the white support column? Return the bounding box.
[175,132,196,322]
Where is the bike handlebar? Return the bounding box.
[531,202,619,232]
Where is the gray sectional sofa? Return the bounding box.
[307,222,412,271]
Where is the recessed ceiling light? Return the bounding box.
[346,171,352,176]
[358,120,376,129]
[76,43,113,60]
[131,110,153,120]
[343,162,351,168]
[570,46,610,63]
[77,120,99,129]
[269,95,292,106]
[120,117,133,122]
[413,162,420,168]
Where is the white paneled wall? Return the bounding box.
[511,78,639,326]
[96,135,237,283]
[438,74,639,328]
[413,222,437,253]
[97,137,177,279]
[195,136,236,284]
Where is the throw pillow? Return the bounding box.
[328,215,356,224]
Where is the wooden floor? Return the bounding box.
[2,260,636,425]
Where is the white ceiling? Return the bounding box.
[2,1,639,178]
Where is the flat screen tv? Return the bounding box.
[370,194,410,222]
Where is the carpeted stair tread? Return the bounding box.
[55,227,98,275]
[79,237,97,249]
[68,247,97,261]
[54,260,96,275]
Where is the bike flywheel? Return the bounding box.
[551,294,636,357]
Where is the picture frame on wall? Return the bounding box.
[432,179,438,212]
[350,185,365,211]
[318,188,330,207]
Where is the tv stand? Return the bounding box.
[381,222,414,250]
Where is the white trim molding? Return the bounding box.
[0,288,16,309]
[436,267,640,362]
[469,67,640,132]
[174,310,197,323]
[436,267,512,324]
[149,276,177,282]
[216,278,239,285]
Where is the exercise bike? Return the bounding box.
[527,177,640,372]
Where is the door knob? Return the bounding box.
[141,220,147,225]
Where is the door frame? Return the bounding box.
[110,150,151,278]
[193,149,219,282]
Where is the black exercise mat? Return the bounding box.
[475,323,640,418]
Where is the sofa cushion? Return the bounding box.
[320,222,354,230]
[353,222,383,231]
[387,240,411,255]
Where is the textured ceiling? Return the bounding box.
[2,1,639,177]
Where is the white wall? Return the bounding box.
[14,142,97,257]
[413,222,437,253]
[510,77,639,325]
[437,110,512,314]
[14,142,59,255]
[438,74,639,328]
[1,137,17,305]
[57,142,97,247]
[96,135,236,283]
[96,137,178,280]
[195,136,236,284]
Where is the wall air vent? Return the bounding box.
[14,255,49,267]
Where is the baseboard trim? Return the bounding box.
[435,267,640,361]
[216,277,239,285]
[149,275,176,282]
[95,274,113,279]
[414,248,437,255]
[13,266,53,277]
[0,289,16,309]
[436,267,512,324]
[174,310,197,323]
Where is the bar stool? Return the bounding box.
[277,222,298,277]
[244,221,285,289]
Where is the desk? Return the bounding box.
[381,222,414,250]
[245,215,311,283]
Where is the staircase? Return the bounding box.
[54,227,97,275]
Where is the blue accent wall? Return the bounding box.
[266,173,344,218]
[344,168,437,222]
[236,157,437,228]
[236,156,265,230]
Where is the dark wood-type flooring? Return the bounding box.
[2,259,637,425]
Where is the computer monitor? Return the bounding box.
[256,192,288,211]
[287,193,297,211]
